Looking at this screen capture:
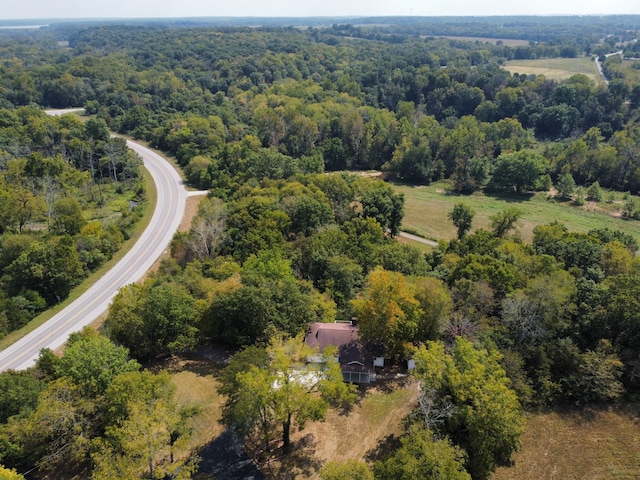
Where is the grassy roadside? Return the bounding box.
[395,180,640,245]
[0,163,157,352]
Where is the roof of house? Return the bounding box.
[305,322,377,374]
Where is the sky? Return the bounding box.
[2,0,640,20]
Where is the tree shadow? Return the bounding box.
[364,433,402,463]
[481,190,536,203]
[259,434,322,480]
[153,355,224,378]
[196,429,265,480]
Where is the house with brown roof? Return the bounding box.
[304,321,383,384]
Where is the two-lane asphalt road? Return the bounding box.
[0,139,188,372]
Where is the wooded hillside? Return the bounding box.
[1,16,640,479]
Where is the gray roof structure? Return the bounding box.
[305,322,377,380]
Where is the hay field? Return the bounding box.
[504,57,603,83]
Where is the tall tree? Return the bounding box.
[448,203,475,240]
[56,329,140,398]
[351,267,421,356]
[489,150,546,194]
[374,424,470,480]
[93,370,195,480]
[556,173,576,200]
[219,335,356,454]
[359,183,405,237]
[413,338,524,480]
[105,281,200,361]
[489,207,522,239]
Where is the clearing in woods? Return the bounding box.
[394,181,640,245]
[503,57,603,84]
[167,354,417,480]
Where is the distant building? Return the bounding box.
[304,322,383,384]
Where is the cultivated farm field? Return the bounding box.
[504,57,603,84]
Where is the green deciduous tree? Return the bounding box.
[351,267,421,356]
[489,207,522,239]
[94,370,195,480]
[320,460,374,480]
[105,281,200,362]
[219,335,356,454]
[556,173,576,200]
[7,235,84,304]
[52,197,86,236]
[586,181,603,202]
[12,377,98,472]
[359,183,405,237]
[489,150,546,194]
[412,276,454,342]
[0,370,45,424]
[413,338,523,480]
[374,424,470,480]
[558,339,624,404]
[448,203,475,240]
[56,329,140,398]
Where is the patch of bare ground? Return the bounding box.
[260,377,418,480]
[492,404,640,480]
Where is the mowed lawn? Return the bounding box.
[168,357,226,451]
[504,57,603,84]
[394,181,640,245]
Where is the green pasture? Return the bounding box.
[395,181,640,245]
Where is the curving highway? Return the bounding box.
[0,139,188,372]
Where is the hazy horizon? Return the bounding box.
[2,0,640,21]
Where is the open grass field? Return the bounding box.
[432,36,530,46]
[395,181,640,245]
[504,57,603,84]
[492,405,640,480]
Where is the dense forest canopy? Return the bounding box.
[0,110,143,338]
[1,15,640,480]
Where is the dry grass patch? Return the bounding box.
[263,379,417,479]
[432,36,529,46]
[504,57,603,84]
[492,405,640,480]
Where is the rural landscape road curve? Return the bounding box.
[0,137,189,372]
